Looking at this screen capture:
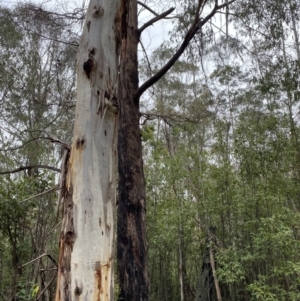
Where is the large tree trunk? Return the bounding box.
[55,0,120,300]
[117,0,149,300]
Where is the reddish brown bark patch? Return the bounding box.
[94,261,111,301]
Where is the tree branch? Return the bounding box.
[137,1,175,19]
[7,16,79,46]
[36,275,57,301]
[20,253,58,268]
[46,137,71,149]
[135,0,237,100]
[0,137,41,152]
[140,111,213,124]
[137,1,158,15]
[140,40,153,76]
[21,186,60,203]
[138,7,175,36]
[209,245,222,301]
[24,4,85,21]
[0,136,70,152]
[0,165,60,175]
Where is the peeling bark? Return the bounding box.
[55,1,120,300]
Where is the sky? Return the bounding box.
[1,0,175,53]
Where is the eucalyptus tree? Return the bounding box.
[52,0,239,301]
[141,0,300,299]
[140,44,220,301]
[0,4,78,300]
[192,1,300,298]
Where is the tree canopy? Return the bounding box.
[1,0,300,300]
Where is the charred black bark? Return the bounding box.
[117,0,149,300]
[195,227,217,301]
[195,251,214,301]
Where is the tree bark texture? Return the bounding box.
[55,0,120,300]
[117,0,149,300]
[196,229,217,301]
[195,252,213,301]
[208,226,222,301]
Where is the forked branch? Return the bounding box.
[135,0,237,100]
[138,7,175,36]
[137,1,174,18]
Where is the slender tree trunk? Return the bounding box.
[178,197,189,301]
[179,227,189,301]
[55,1,120,300]
[288,0,300,61]
[208,227,222,301]
[117,0,149,300]
[209,247,222,301]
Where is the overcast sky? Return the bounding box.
[1,0,174,53]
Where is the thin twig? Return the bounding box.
[140,40,153,77]
[21,186,60,203]
[24,4,85,21]
[49,221,62,234]
[36,274,57,301]
[20,253,58,268]
[0,136,70,152]
[209,246,222,301]
[40,267,58,272]
[0,165,60,175]
[0,137,41,152]
[3,14,79,46]
[137,1,175,19]
[140,111,212,124]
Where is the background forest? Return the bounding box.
[1,0,300,301]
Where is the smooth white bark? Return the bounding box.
[57,0,119,300]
